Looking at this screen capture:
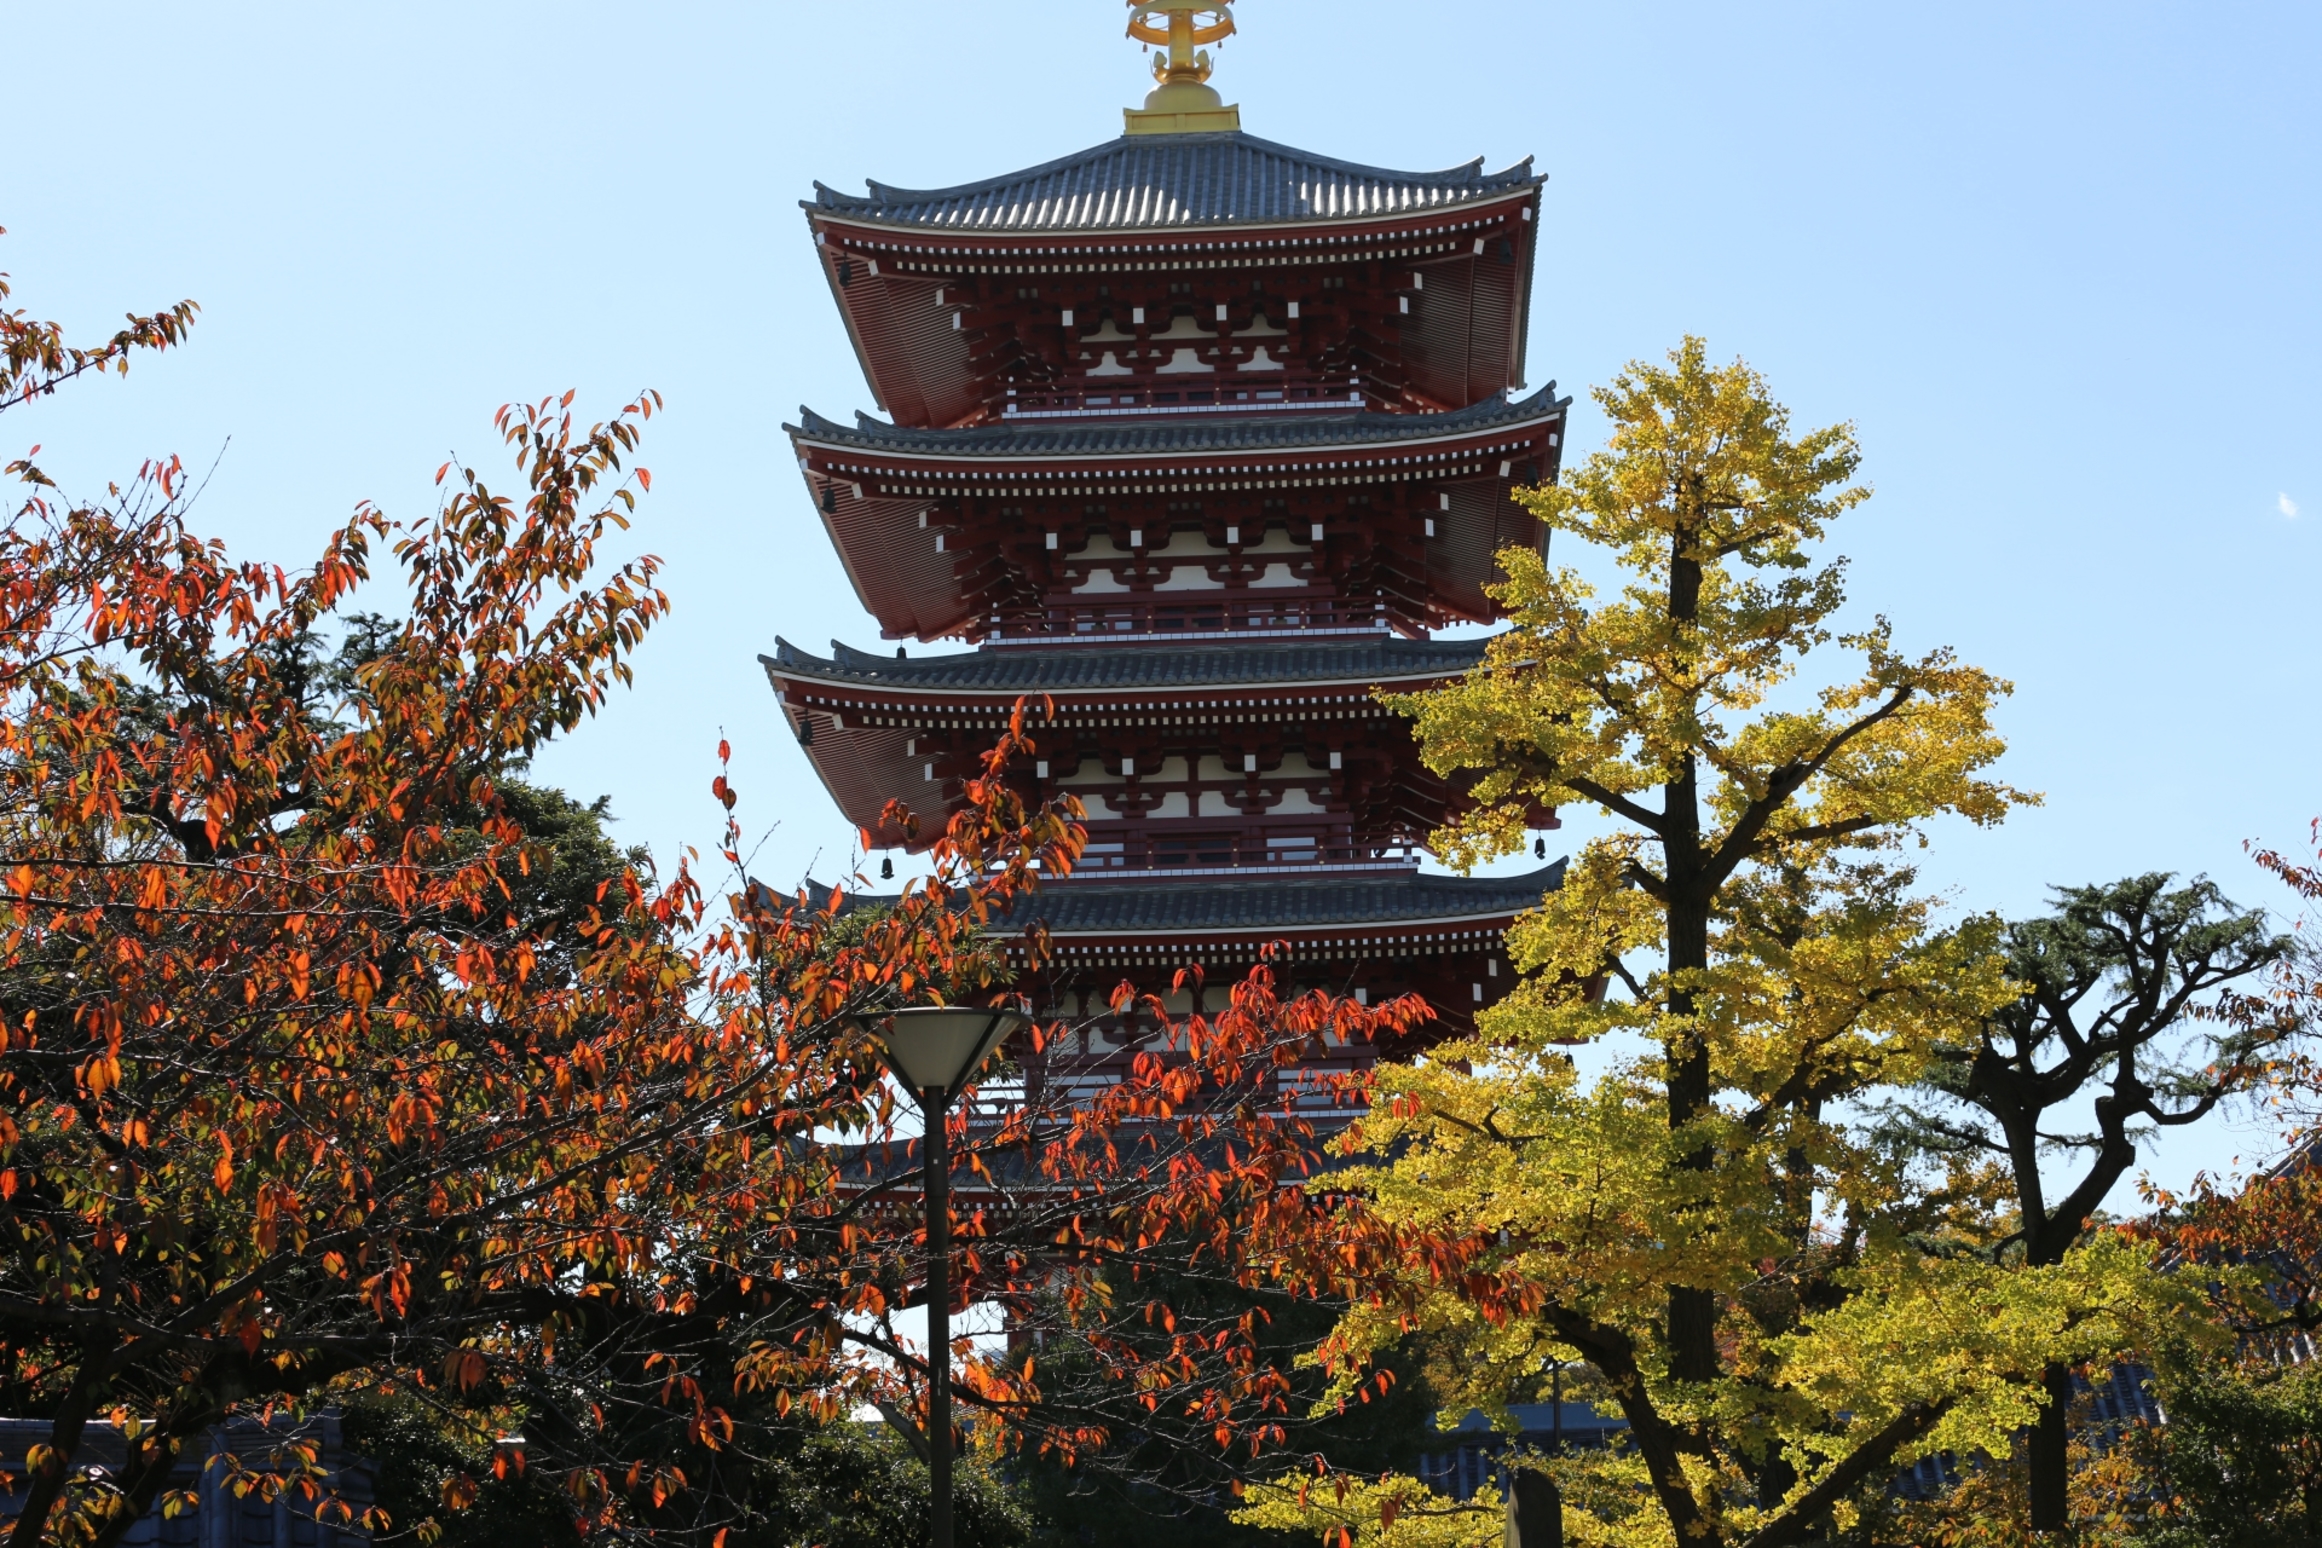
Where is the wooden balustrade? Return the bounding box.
[993,594,1390,640]
[1001,375,1367,418]
[1072,832,1417,873]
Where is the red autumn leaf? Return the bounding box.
[0,252,1434,1541]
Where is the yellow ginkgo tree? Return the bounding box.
[1240,340,2210,1548]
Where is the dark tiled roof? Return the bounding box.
[789,387,1563,459]
[807,132,1541,234]
[1012,863,1564,932]
[765,635,1490,692]
[807,862,1564,934]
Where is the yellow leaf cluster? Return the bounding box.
[1288,342,2188,1547]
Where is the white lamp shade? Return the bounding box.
[871,1006,1025,1096]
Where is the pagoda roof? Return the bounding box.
[806,132,1541,236]
[806,860,1562,939]
[790,386,1563,463]
[765,635,1490,696]
[1006,860,1564,934]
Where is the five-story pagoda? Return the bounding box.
[768,2,1566,1090]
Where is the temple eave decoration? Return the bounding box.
[763,635,1533,860]
[807,129,1546,431]
[790,388,1568,644]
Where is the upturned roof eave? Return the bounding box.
[801,132,1543,239]
[820,132,1530,206]
[791,466,899,639]
[759,637,1493,697]
[1025,907,1547,940]
[1512,184,1546,393]
[800,187,1544,244]
[763,666,1485,699]
[782,391,1568,467]
[798,858,1567,934]
[803,208,893,417]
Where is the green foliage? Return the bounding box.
[734,1423,1034,1548]
[2128,1347,2322,1546]
[341,1397,572,1548]
[1901,872,2291,1273]
[1012,1265,1445,1548]
[1889,872,2290,1531]
[1232,1470,1500,1548]
[347,1400,1038,1548]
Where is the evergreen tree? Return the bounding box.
[1894,873,2289,1529]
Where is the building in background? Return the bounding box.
[0,1416,374,1547]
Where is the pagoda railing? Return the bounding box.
[991,593,1389,641]
[1069,834,1419,874]
[1000,374,1367,419]
[1031,1063,1372,1120]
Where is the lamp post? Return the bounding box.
[864,1005,1026,1548]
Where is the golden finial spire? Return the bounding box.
[1123,2,1242,136]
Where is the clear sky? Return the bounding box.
[8,1,2318,1198]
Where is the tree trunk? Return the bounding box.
[1664,779,1718,1386]
[88,1435,192,1548]
[1754,1450,1799,1525]
[926,1092,955,1548]
[88,1400,227,1548]
[2027,1360,2074,1535]
[1661,520,1720,1390]
[1545,1307,1719,1547]
[1504,1468,1563,1548]
[7,1348,112,1548]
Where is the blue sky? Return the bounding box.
[7,1,2318,1194]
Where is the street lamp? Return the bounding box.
[864,1005,1026,1548]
